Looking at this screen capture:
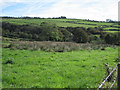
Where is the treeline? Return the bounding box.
[1,16,66,19]
[1,22,119,45]
[1,16,119,23]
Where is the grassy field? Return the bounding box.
[104,27,118,31]
[2,18,118,30]
[2,46,118,88]
[1,18,119,88]
[103,31,119,33]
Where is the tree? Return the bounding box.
[87,27,99,34]
[100,31,106,39]
[40,22,60,41]
[73,28,89,43]
[59,28,71,41]
[104,33,119,44]
[60,16,66,19]
[32,34,39,40]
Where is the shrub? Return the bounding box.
[59,28,71,41]
[40,22,61,41]
[104,33,119,44]
[73,28,89,43]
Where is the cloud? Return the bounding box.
[1,0,119,21]
[43,0,118,21]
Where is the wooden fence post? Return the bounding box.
[118,63,120,90]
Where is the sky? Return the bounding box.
[0,0,119,21]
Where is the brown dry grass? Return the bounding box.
[5,41,117,52]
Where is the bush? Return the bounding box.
[89,35,103,44]
[104,33,119,44]
[59,28,71,41]
[73,28,89,43]
[40,22,61,41]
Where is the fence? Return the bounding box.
[97,63,120,90]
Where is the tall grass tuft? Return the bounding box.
[6,41,117,52]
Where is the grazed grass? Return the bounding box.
[2,47,118,88]
[104,27,118,31]
[2,18,116,29]
[103,31,119,33]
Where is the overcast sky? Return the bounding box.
[0,0,119,21]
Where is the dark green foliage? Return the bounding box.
[66,27,74,33]
[32,34,39,40]
[2,22,41,40]
[104,33,119,44]
[1,21,119,45]
[59,28,71,41]
[87,27,100,34]
[2,22,62,41]
[100,32,106,39]
[89,35,98,42]
[58,31,64,41]
[40,22,60,41]
[89,35,104,44]
[73,28,89,43]
[105,34,112,44]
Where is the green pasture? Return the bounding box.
[2,47,118,88]
[104,27,118,31]
[2,18,117,29]
[103,31,119,33]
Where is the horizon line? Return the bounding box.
[1,15,118,22]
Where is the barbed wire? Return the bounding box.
[97,64,118,90]
[109,77,117,90]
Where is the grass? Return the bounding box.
[2,46,118,88]
[3,39,117,52]
[104,27,118,31]
[1,17,119,88]
[103,31,119,33]
[2,19,97,27]
[2,18,117,29]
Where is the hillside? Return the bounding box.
[2,18,119,32]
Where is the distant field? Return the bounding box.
[2,47,118,88]
[2,19,118,30]
[104,27,118,31]
[103,31,119,33]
